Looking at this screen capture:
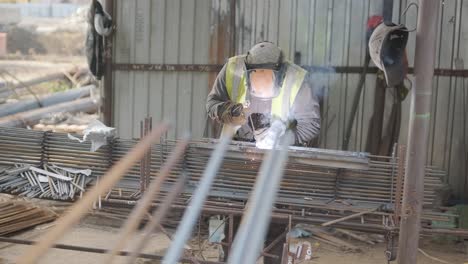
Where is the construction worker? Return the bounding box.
[206,41,321,148]
[206,42,321,263]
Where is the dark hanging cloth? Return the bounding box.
[86,1,112,80]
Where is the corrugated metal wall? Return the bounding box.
[112,0,211,139]
[111,0,468,198]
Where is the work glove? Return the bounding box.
[219,101,246,126]
[254,119,286,149]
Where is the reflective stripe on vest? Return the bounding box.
[225,56,307,121]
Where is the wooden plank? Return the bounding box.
[176,0,196,138]
[148,0,166,125]
[132,0,151,137]
[163,0,181,139]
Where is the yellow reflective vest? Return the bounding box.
[225,55,307,121]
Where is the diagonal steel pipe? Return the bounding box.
[162,126,235,264]
[104,136,190,263]
[125,170,188,264]
[228,130,292,264]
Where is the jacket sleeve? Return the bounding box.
[206,63,232,123]
[290,78,321,146]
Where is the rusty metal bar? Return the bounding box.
[397,1,440,264]
[0,237,221,264]
[394,145,406,225]
[105,138,189,263]
[111,63,468,77]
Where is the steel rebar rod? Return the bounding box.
[105,137,189,263]
[125,171,188,264]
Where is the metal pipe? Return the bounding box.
[125,171,188,264]
[228,131,292,264]
[397,1,440,264]
[162,127,234,264]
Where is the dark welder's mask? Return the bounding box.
[245,41,285,100]
[246,68,281,99]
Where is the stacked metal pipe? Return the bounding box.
[0,164,93,200]
[0,127,446,214]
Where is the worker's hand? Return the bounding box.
[254,120,286,149]
[219,101,246,126]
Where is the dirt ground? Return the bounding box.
[0,217,465,264]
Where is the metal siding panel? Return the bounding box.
[163,0,181,139]
[192,0,212,139]
[133,0,152,137]
[277,0,292,60]
[461,0,468,198]
[322,0,346,149]
[311,0,328,65]
[114,0,134,139]
[295,0,311,65]
[267,0,280,46]
[148,0,166,125]
[430,2,456,172]
[176,0,196,138]
[254,0,265,42]
[344,0,366,150]
[242,0,253,52]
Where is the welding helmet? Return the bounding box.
[369,22,409,87]
[245,42,286,99]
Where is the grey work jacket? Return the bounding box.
[206,63,321,146]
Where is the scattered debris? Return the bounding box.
[68,119,116,151]
[0,97,99,127]
[0,164,93,200]
[287,227,312,239]
[0,200,57,236]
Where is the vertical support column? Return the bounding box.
[397,1,440,264]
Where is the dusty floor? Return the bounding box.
[0,221,171,264]
[0,220,465,264]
